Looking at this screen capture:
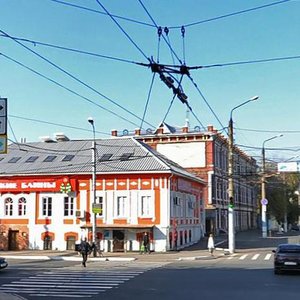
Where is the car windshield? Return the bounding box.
[278,246,300,253]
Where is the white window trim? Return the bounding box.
[114,192,129,218]
[41,195,52,217]
[138,192,154,218]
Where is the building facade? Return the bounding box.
[0,137,205,252]
[122,124,257,235]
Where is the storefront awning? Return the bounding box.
[81,224,155,230]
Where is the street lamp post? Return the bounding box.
[228,96,259,253]
[88,117,97,256]
[261,134,283,238]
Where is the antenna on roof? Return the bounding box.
[185,108,190,129]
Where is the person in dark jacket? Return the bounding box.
[143,232,150,254]
[80,238,91,267]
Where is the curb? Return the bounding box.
[3,255,137,262]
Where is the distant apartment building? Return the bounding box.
[112,123,258,235]
[0,136,205,252]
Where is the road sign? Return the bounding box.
[261,198,268,205]
[0,98,7,135]
[0,135,7,154]
[92,203,102,214]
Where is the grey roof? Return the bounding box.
[0,138,205,184]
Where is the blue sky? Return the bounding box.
[1,0,300,163]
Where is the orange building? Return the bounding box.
[0,136,205,252]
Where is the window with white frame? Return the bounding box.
[5,198,13,216]
[139,195,153,217]
[97,196,103,216]
[64,196,74,216]
[18,197,26,216]
[42,197,52,217]
[116,196,127,217]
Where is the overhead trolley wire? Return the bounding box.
[0,52,141,128]
[95,0,150,62]
[0,29,154,129]
[9,114,110,136]
[140,73,156,130]
[48,0,155,28]
[138,0,182,65]
[0,33,144,66]
[168,0,292,29]
[49,0,291,31]
[187,75,225,131]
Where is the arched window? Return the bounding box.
[18,197,26,216]
[5,198,13,216]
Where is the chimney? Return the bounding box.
[135,128,141,136]
[207,125,217,133]
[111,129,118,137]
[182,126,189,133]
[156,127,164,134]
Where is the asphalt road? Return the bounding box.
[1,249,299,300]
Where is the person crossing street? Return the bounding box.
[80,238,91,267]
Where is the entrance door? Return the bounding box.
[112,230,124,252]
[8,230,18,250]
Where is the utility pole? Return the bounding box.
[88,117,97,256]
[228,96,259,253]
[261,134,283,237]
[228,116,235,253]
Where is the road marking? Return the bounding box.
[0,263,167,298]
[264,253,272,260]
[227,254,237,260]
[239,254,248,260]
[251,254,260,260]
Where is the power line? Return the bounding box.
[140,73,156,130]
[49,0,290,32]
[48,0,155,28]
[187,75,225,131]
[0,29,154,129]
[94,0,150,62]
[0,33,145,66]
[9,114,110,136]
[138,0,182,64]
[168,0,291,29]
[0,52,142,128]
[235,127,300,134]
[192,54,300,70]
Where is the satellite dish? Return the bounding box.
[123,129,129,136]
[194,126,201,132]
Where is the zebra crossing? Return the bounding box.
[224,252,274,261]
[0,263,166,298]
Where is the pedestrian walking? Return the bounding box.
[142,232,150,254]
[80,238,91,267]
[207,233,215,256]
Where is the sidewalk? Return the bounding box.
[1,230,299,262]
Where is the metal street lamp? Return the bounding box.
[88,117,97,256]
[261,134,283,238]
[228,95,259,253]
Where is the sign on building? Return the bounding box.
[277,162,299,173]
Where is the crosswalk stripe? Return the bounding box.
[239,254,248,260]
[0,264,166,298]
[251,254,260,260]
[264,253,272,260]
